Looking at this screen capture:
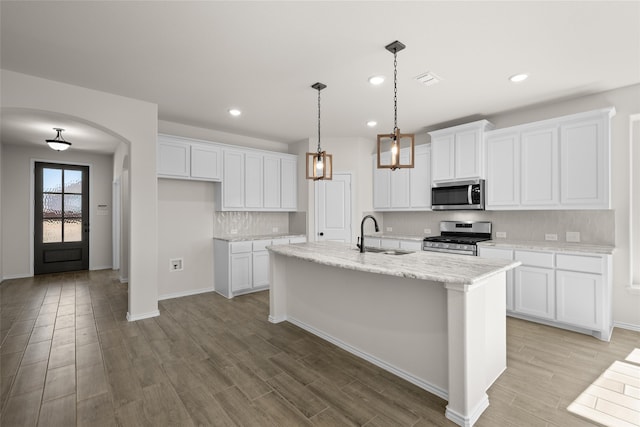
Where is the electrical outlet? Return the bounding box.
[230,229,238,234]
[170,258,183,272]
[272,227,279,233]
[386,227,392,232]
[424,228,431,234]
[496,231,507,239]
[566,231,581,242]
[545,233,558,241]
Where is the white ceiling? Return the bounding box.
[1,1,639,152]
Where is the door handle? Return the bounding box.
[319,232,324,236]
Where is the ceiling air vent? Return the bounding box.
[415,71,441,86]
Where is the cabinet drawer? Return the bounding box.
[271,238,290,246]
[399,240,423,251]
[289,236,307,244]
[252,239,272,252]
[479,247,513,260]
[515,250,554,268]
[230,241,253,254]
[380,238,400,249]
[556,254,603,274]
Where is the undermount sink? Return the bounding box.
[358,247,413,255]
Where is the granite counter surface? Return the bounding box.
[477,240,615,255]
[213,233,306,242]
[267,241,520,285]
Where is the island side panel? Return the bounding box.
[278,256,449,397]
[268,252,288,323]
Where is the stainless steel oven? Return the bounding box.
[422,221,491,256]
[431,179,485,211]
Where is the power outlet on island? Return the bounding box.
[170,258,183,272]
[545,233,558,241]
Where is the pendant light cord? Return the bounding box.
[393,50,398,135]
[317,87,322,154]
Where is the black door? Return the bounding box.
[34,162,89,274]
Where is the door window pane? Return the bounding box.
[64,170,82,193]
[43,194,62,217]
[43,168,62,192]
[63,218,82,242]
[64,195,82,217]
[43,219,62,243]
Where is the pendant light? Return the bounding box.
[306,82,333,180]
[46,128,71,151]
[377,41,414,170]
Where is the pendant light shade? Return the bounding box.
[377,41,415,170]
[46,128,71,151]
[306,82,333,180]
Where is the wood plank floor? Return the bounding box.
[1,269,639,426]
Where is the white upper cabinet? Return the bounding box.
[263,155,281,209]
[372,144,431,211]
[485,107,614,210]
[157,134,221,181]
[222,150,245,209]
[244,152,263,209]
[280,157,297,210]
[429,120,494,183]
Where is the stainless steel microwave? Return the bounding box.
[431,179,485,210]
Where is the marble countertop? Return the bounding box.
[267,241,520,285]
[477,240,615,255]
[213,233,306,242]
[364,233,425,241]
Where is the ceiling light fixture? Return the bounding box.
[368,75,385,85]
[367,121,377,127]
[377,40,414,170]
[306,82,332,181]
[509,73,529,83]
[228,108,242,116]
[46,128,71,151]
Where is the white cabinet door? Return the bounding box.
[556,270,603,330]
[486,131,520,208]
[231,253,252,293]
[223,150,245,209]
[515,266,555,320]
[252,251,270,288]
[410,145,431,209]
[521,126,559,207]
[191,144,221,181]
[280,157,297,210]
[158,140,190,177]
[455,128,482,179]
[373,154,391,209]
[244,152,263,209]
[263,155,281,209]
[560,116,608,208]
[399,240,422,251]
[390,151,410,208]
[479,247,515,311]
[431,134,455,182]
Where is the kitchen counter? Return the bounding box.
[478,239,615,255]
[268,241,519,285]
[213,233,306,242]
[364,233,425,241]
[268,241,520,427]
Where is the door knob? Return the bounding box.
[319,232,324,236]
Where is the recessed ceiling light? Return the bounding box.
[509,73,529,83]
[228,108,242,116]
[366,121,377,127]
[368,75,385,85]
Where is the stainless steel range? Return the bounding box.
[422,221,492,256]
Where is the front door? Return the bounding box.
[315,173,352,242]
[34,162,89,274]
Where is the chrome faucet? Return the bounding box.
[357,215,379,253]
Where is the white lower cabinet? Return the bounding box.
[480,244,612,340]
[214,236,306,298]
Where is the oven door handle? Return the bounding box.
[468,185,473,205]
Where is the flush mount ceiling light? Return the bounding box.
[509,73,529,83]
[306,82,332,181]
[368,75,385,86]
[228,108,242,116]
[377,40,414,170]
[46,128,71,151]
[367,121,377,127]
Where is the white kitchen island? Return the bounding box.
[267,241,520,427]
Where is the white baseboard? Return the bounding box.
[158,286,214,301]
[613,321,640,333]
[90,265,113,271]
[446,396,489,427]
[1,273,32,281]
[119,276,128,284]
[126,310,160,322]
[268,315,287,324]
[287,316,448,401]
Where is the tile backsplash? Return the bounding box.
[381,210,615,245]
[213,211,289,236]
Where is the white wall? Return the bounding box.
[157,179,215,299]
[0,140,3,281]
[1,70,159,320]
[0,144,114,277]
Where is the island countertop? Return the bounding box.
[267,241,520,285]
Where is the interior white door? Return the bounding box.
[316,173,352,242]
